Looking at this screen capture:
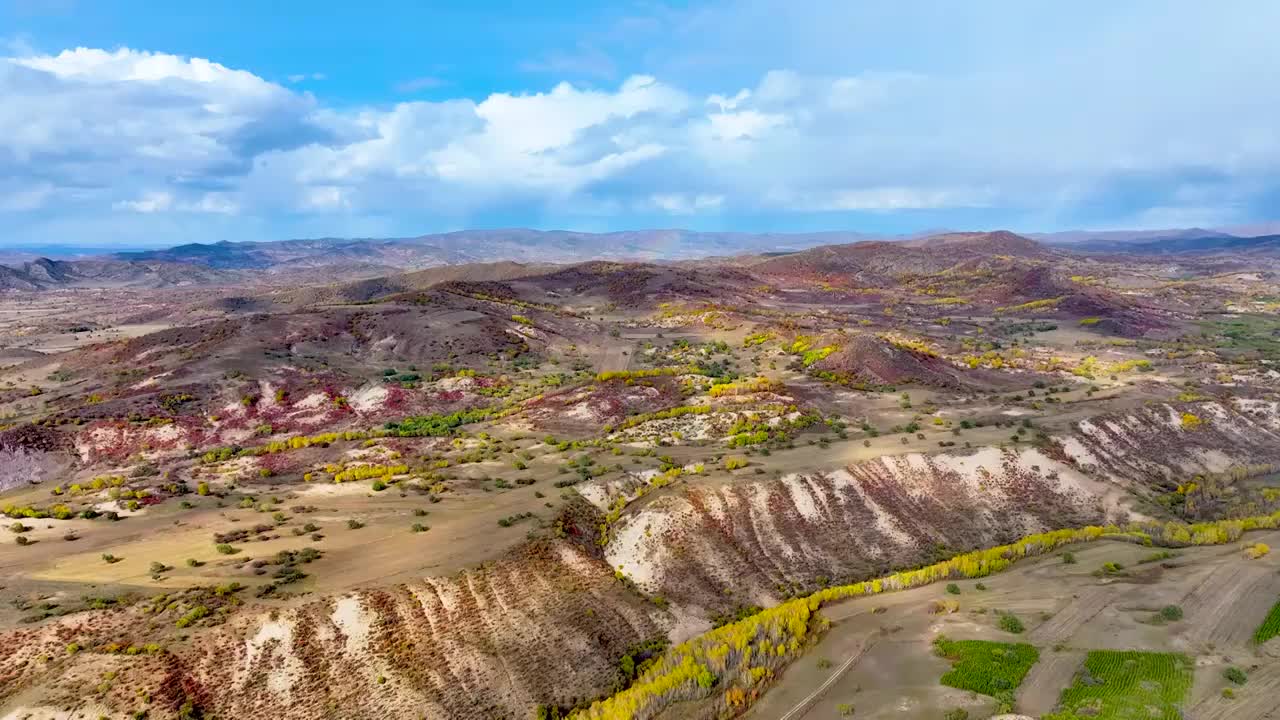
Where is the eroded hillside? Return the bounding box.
[3,232,1280,719]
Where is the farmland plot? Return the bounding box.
[1045,650,1192,720]
[934,637,1039,708]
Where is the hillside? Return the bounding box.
[2,230,1280,720]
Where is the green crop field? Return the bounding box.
[1046,650,1192,720]
[1254,597,1280,644]
[934,637,1039,704]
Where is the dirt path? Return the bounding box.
[1028,587,1112,645]
[1191,661,1280,720]
[1016,649,1082,716]
[776,638,876,720]
[744,626,879,720]
[1182,562,1279,649]
[593,340,631,373]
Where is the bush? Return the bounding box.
[1159,605,1183,622]
[1224,666,1247,685]
[1062,551,1076,564]
[215,543,238,555]
[1098,561,1124,575]
[998,613,1025,634]
[347,519,364,530]
[946,583,961,595]
[175,605,209,628]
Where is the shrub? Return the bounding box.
[998,613,1025,634]
[215,543,238,555]
[1224,666,1247,685]
[175,606,209,628]
[1246,542,1270,559]
[946,583,961,595]
[723,456,749,471]
[347,519,364,530]
[1062,551,1076,564]
[1159,605,1183,622]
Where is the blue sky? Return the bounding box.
[2,0,1279,248]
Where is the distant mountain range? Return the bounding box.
[1,225,1278,291]
[109,230,889,269]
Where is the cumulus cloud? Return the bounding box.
[0,47,342,226]
[4,2,1280,246]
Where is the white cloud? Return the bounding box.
[113,190,239,214]
[6,3,1280,247]
[705,110,788,140]
[707,89,750,111]
[0,46,337,228]
[303,186,350,210]
[651,193,725,214]
[768,187,995,212]
[113,191,173,213]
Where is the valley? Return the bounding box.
[2,231,1280,719]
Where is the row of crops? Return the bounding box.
[935,590,1280,718]
[1044,651,1193,720]
[934,637,1039,712]
[1253,596,1280,644]
[936,643,1192,720]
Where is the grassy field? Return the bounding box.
[934,637,1039,706]
[1253,597,1280,644]
[1046,650,1192,720]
